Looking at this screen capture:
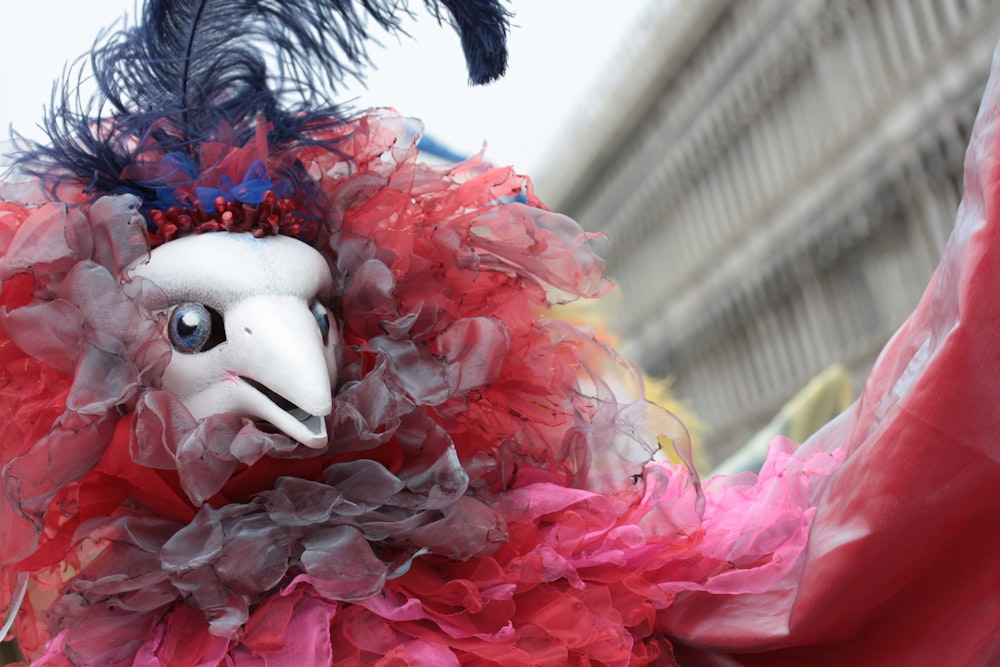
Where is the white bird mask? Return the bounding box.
[127,232,338,448]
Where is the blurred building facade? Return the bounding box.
[536,0,1000,467]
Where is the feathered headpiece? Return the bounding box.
[13,0,510,236]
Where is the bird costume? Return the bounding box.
[2,1,1000,665]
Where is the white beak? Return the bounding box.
[181,295,334,448]
[127,233,338,449]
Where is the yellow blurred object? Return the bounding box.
[713,363,854,476]
[543,289,708,472]
[781,363,853,445]
[643,373,708,471]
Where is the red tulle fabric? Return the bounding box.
[5,44,1000,663]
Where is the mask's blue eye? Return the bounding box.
[311,302,331,345]
[168,303,225,353]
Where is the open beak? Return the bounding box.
[224,296,333,448]
[171,295,335,449]
[127,232,339,450]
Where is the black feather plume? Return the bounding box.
[428,0,510,85]
[13,0,510,204]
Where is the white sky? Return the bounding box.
[0,1,655,189]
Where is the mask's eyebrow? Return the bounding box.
[125,235,337,315]
[123,272,239,312]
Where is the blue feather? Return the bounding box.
[13,0,510,205]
